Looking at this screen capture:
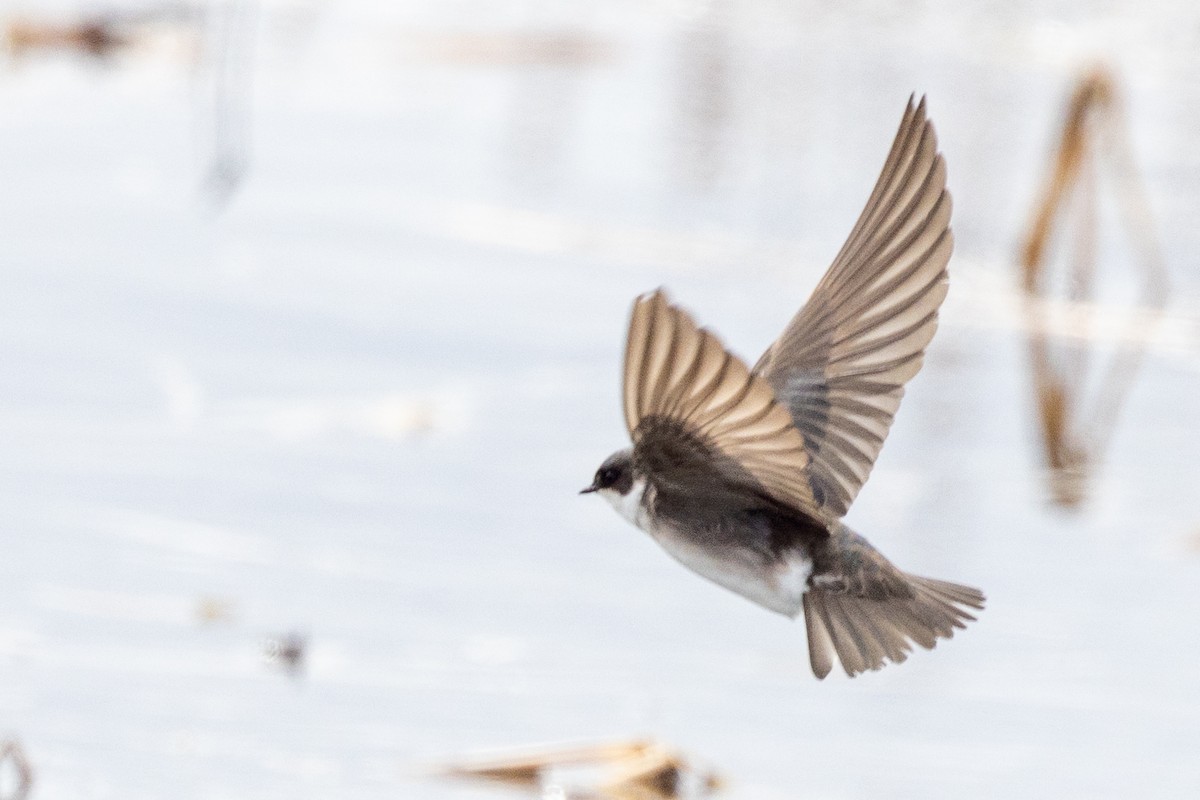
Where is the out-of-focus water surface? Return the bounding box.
[2,1,1200,798]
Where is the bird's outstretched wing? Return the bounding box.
[754,95,953,518]
[623,290,819,517]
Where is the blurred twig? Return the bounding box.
[198,0,258,208]
[0,738,34,800]
[437,739,721,799]
[5,16,131,59]
[1019,66,1169,507]
[3,3,201,62]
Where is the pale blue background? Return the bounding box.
[1,1,1199,798]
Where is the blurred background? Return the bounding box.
[1,1,1199,798]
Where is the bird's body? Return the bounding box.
[583,96,984,679]
[600,464,813,616]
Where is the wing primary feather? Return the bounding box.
[636,293,668,421]
[800,148,945,330]
[720,393,783,434]
[622,294,653,432]
[659,318,706,417]
[804,132,942,331]
[810,430,876,473]
[833,97,924,263]
[827,226,949,329]
[809,415,882,451]
[681,348,733,429]
[694,371,758,436]
[819,222,950,337]
[652,302,684,414]
[622,290,818,515]
[830,105,930,279]
[749,97,952,517]
[824,307,940,368]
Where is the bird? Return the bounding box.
[581,96,984,679]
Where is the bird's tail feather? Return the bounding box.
[802,574,984,679]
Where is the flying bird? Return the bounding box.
[582,97,984,679]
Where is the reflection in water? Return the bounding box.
[5,5,1200,799]
[408,31,614,67]
[1018,67,1169,507]
[263,631,308,678]
[668,6,732,193]
[438,739,721,800]
[2,3,252,207]
[199,0,257,207]
[0,738,34,800]
[502,39,593,194]
[504,68,577,192]
[398,30,614,193]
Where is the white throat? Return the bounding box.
[601,477,649,530]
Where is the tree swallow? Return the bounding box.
[582,97,984,679]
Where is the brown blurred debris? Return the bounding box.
[1185,526,1200,553]
[5,16,132,59]
[1019,66,1169,508]
[4,5,201,62]
[598,744,723,800]
[195,596,236,624]
[2,5,245,207]
[263,632,307,677]
[442,740,651,787]
[0,738,34,800]
[438,739,721,799]
[404,31,615,67]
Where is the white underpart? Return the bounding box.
[600,477,650,529]
[601,480,812,618]
[656,529,812,618]
[774,551,814,612]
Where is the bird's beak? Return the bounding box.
[579,483,598,495]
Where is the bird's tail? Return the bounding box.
[801,573,985,679]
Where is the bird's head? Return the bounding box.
[580,448,635,498]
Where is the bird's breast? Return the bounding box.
[643,514,812,618]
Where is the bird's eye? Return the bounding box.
[597,466,619,487]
